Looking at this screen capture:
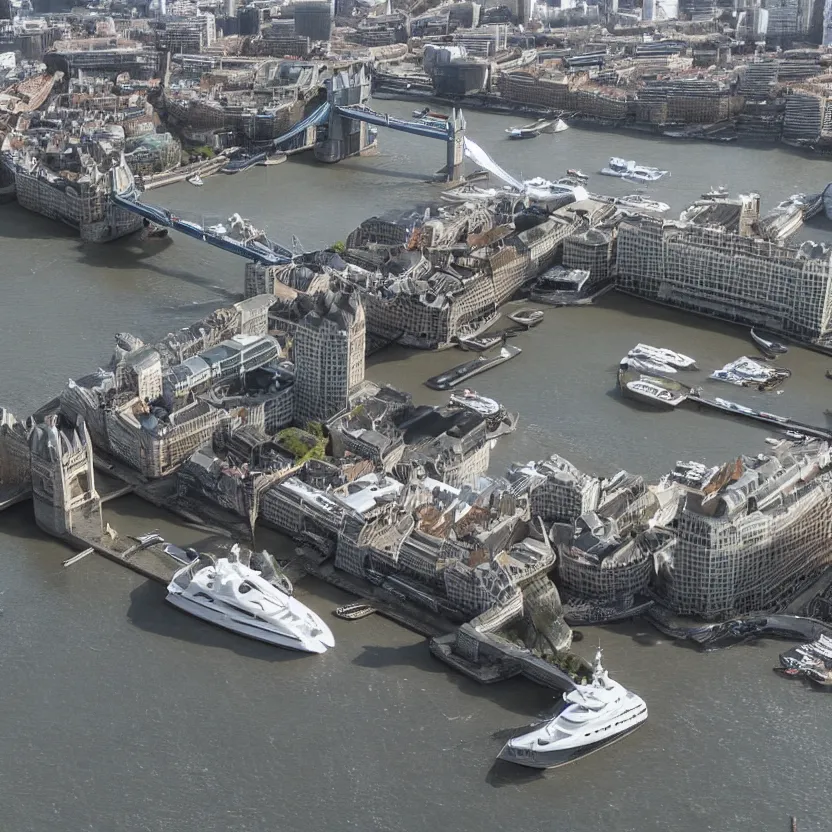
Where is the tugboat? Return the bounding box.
[498,649,648,769]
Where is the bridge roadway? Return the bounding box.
[109,103,455,261]
[110,180,293,266]
[333,104,452,142]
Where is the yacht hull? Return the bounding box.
[166,592,331,654]
[498,719,646,769]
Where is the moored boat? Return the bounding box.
[448,389,502,418]
[334,602,377,620]
[628,343,696,369]
[507,309,544,328]
[166,553,335,653]
[709,356,791,390]
[750,328,788,357]
[506,127,539,140]
[600,157,668,182]
[498,649,647,769]
[777,635,832,686]
[616,194,670,213]
[456,332,506,351]
[620,356,677,376]
[425,344,522,391]
[622,377,687,408]
[566,168,588,181]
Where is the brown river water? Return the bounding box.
[0,100,830,832]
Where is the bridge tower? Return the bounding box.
[29,414,102,540]
[314,63,375,164]
[444,109,466,183]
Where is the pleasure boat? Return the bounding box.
[187,174,204,187]
[566,169,589,181]
[628,343,696,369]
[600,157,668,183]
[709,356,792,389]
[616,194,670,213]
[498,649,647,769]
[750,328,788,357]
[166,554,335,653]
[620,356,677,375]
[456,332,507,351]
[448,389,502,418]
[507,309,544,328]
[506,127,539,140]
[522,177,589,204]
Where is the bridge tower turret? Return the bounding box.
[314,63,376,164]
[444,109,466,183]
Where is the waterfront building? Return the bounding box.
[2,147,144,242]
[615,209,832,342]
[58,297,278,479]
[516,454,602,525]
[273,290,366,428]
[655,441,832,619]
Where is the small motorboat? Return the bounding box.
[333,602,377,621]
[166,553,335,653]
[750,328,788,357]
[628,343,696,369]
[566,168,589,181]
[187,174,204,187]
[616,194,670,213]
[620,356,677,375]
[507,309,544,328]
[456,332,506,352]
[709,356,792,390]
[506,127,539,140]
[600,157,668,182]
[448,389,502,418]
[498,649,648,769]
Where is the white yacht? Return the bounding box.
[616,194,670,213]
[522,177,589,204]
[498,650,647,769]
[187,174,204,187]
[600,157,668,183]
[628,343,696,369]
[620,356,677,375]
[166,555,335,653]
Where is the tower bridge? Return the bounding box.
[110,63,472,250]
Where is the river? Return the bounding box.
[0,102,830,832]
